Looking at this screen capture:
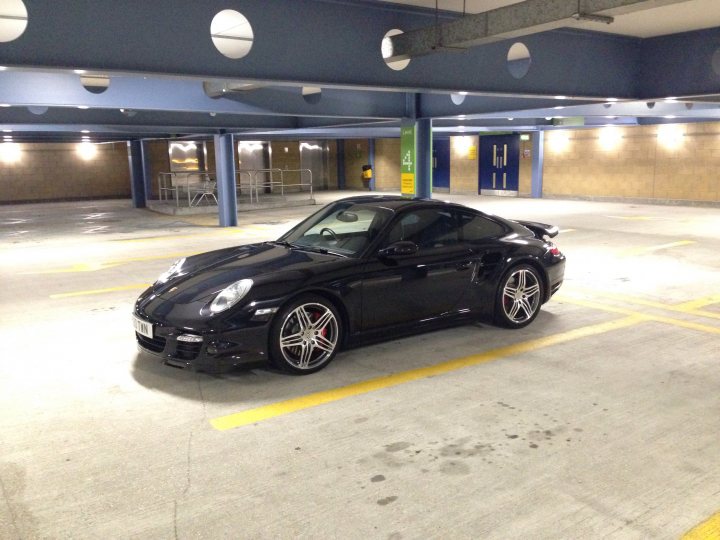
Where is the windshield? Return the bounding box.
[279,201,393,257]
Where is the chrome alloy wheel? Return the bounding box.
[278,302,339,370]
[502,268,542,324]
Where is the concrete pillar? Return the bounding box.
[531,131,544,199]
[368,138,375,191]
[214,133,238,227]
[128,140,146,208]
[337,139,346,190]
[416,118,432,199]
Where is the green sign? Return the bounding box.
[400,122,416,196]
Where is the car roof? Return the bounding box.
[334,195,468,212]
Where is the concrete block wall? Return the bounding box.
[449,135,479,194]
[343,139,369,190]
[543,122,720,202]
[0,142,130,203]
[519,136,532,196]
[374,138,400,191]
[147,140,170,199]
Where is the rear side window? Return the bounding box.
[384,209,459,250]
[457,211,506,242]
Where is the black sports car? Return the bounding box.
[133,196,565,374]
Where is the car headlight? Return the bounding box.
[155,258,186,285]
[209,278,253,314]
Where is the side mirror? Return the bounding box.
[378,241,418,258]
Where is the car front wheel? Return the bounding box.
[270,295,342,374]
[495,264,544,329]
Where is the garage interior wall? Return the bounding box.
[519,136,532,196]
[543,122,720,202]
[147,140,170,199]
[450,135,480,194]
[374,138,401,191]
[0,142,131,203]
[343,139,369,190]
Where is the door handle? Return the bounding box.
[456,261,472,271]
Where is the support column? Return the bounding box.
[128,140,146,208]
[531,131,544,199]
[140,140,153,200]
[367,139,375,191]
[416,118,432,199]
[337,139,346,190]
[214,133,238,227]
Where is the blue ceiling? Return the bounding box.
[1,0,719,142]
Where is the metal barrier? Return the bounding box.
[156,168,314,209]
[236,168,313,203]
[157,172,217,207]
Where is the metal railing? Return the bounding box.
[156,168,314,208]
[157,171,217,207]
[236,168,313,203]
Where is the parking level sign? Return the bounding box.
[400,124,416,196]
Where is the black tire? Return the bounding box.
[269,294,343,374]
[494,264,544,329]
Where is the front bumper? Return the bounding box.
[133,315,271,373]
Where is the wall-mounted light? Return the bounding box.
[0,143,21,163]
[454,135,473,155]
[238,141,264,152]
[76,142,98,160]
[657,124,684,149]
[598,126,622,150]
[548,130,570,152]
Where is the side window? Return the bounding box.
[384,209,459,250]
[457,211,506,242]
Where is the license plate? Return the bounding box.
[133,314,153,339]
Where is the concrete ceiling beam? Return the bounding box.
[389,0,694,60]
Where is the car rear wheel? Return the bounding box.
[495,264,544,329]
[270,295,342,374]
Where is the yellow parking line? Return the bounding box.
[561,288,720,322]
[114,229,242,244]
[557,296,720,335]
[50,283,150,299]
[675,294,720,312]
[621,240,695,257]
[682,510,720,539]
[210,316,643,431]
[24,251,196,274]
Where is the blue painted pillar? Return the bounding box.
[128,140,146,208]
[214,133,238,227]
[337,139,346,190]
[140,140,153,199]
[531,131,544,199]
[416,118,432,199]
[368,139,376,191]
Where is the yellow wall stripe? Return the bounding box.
[210,316,643,431]
[682,511,720,540]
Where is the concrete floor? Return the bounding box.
[1,191,719,539]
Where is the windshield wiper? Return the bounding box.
[269,240,295,248]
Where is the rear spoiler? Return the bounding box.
[514,220,559,239]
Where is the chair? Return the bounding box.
[189,179,218,206]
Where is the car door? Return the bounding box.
[361,208,475,330]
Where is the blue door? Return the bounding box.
[479,135,520,194]
[432,139,450,190]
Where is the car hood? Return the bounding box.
[153,242,343,304]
